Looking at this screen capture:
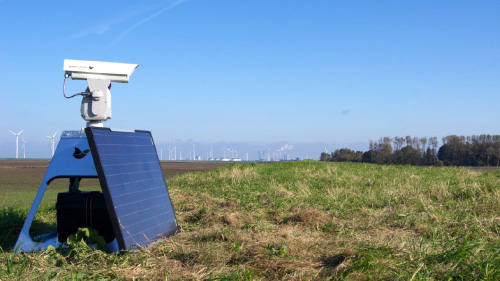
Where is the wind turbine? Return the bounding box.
[22,137,27,159]
[47,132,57,157]
[9,130,24,159]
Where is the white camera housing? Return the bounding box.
[64,59,138,83]
[63,59,139,127]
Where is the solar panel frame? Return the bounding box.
[85,127,179,250]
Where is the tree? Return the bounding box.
[486,147,494,166]
[362,150,375,163]
[393,137,404,151]
[413,137,420,151]
[438,136,467,166]
[332,148,356,162]
[429,137,438,151]
[354,151,364,162]
[424,147,440,166]
[493,142,500,167]
[419,137,427,155]
[320,152,331,161]
[401,146,422,165]
[406,136,413,148]
[320,134,497,167]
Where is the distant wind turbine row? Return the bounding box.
[8,130,57,159]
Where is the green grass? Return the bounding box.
[0,177,101,208]
[1,161,500,280]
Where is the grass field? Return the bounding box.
[1,161,500,280]
[0,160,232,208]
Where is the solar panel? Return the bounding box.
[85,127,179,250]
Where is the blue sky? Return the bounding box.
[1,0,499,159]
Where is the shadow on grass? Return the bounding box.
[321,254,346,269]
[0,205,56,251]
[319,253,347,278]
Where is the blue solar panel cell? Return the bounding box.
[85,127,179,250]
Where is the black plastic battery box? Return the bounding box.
[56,191,115,243]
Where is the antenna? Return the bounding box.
[47,132,57,157]
[22,137,27,159]
[9,130,24,159]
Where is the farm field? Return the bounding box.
[0,160,233,208]
[1,161,500,280]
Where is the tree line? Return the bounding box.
[320,135,500,167]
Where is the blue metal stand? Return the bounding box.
[14,130,118,253]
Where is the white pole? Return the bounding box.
[16,135,19,159]
[47,132,56,157]
[22,138,27,159]
[10,130,23,159]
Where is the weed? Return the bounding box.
[231,242,243,252]
[265,243,287,257]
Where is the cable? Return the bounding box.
[63,74,89,99]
